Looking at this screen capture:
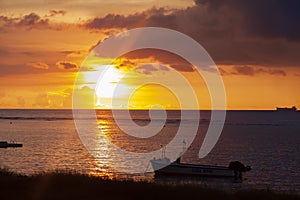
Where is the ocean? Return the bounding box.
[0,109,299,192]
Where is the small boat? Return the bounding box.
[151,157,234,178]
[151,141,251,180]
[151,157,251,179]
[0,141,23,148]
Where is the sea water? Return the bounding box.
[0,109,299,192]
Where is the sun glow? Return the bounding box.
[96,66,123,98]
[95,66,131,108]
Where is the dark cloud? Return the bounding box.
[233,66,256,76]
[78,66,98,72]
[0,15,17,27]
[113,58,136,71]
[56,61,78,70]
[87,13,145,30]
[86,8,170,30]
[47,10,67,17]
[113,49,195,72]
[262,69,287,76]
[134,63,176,75]
[222,65,287,76]
[85,1,300,67]
[0,12,48,29]
[195,0,300,41]
[59,50,82,55]
[135,64,156,75]
[111,52,194,74]
[0,12,65,30]
[18,13,49,28]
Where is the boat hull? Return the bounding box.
[0,141,23,148]
[151,160,234,178]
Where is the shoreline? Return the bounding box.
[1,169,299,200]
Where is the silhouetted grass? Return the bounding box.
[0,169,299,200]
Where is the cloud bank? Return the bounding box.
[85,0,300,67]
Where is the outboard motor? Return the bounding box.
[229,161,251,181]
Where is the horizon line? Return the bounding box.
[0,108,288,111]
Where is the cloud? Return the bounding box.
[263,69,287,76]
[233,66,256,76]
[46,10,67,17]
[84,1,300,67]
[222,65,287,76]
[0,11,69,30]
[26,62,49,70]
[1,2,299,67]
[107,49,195,73]
[195,0,300,41]
[73,86,95,108]
[56,61,78,70]
[34,89,72,108]
[85,7,174,30]
[18,12,49,28]
[0,12,49,30]
[112,58,137,72]
[0,15,18,27]
[35,94,49,107]
[134,63,176,75]
[47,89,72,108]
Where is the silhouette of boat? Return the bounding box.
[151,157,234,178]
[0,141,23,148]
[276,106,297,112]
[151,141,251,180]
[151,157,251,179]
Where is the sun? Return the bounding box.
[95,66,129,108]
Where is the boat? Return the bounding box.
[151,157,235,178]
[151,140,251,180]
[0,141,23,148]
[151,156,251,180]
[276,106,297,112]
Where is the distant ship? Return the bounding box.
[276,106,297,112]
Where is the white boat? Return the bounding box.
[151,157,235,178]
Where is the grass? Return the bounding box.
[0,168,299,200]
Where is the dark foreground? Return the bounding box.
[0,169,299,200]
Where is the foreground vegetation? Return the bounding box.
[0,168,299,200]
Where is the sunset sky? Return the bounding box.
[1,0,300,110]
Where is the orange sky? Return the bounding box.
[0,0,299,110]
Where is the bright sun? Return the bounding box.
[95,66,129,108]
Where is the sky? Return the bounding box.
[0,0,300,110]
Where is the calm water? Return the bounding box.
[0,109,299,192]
